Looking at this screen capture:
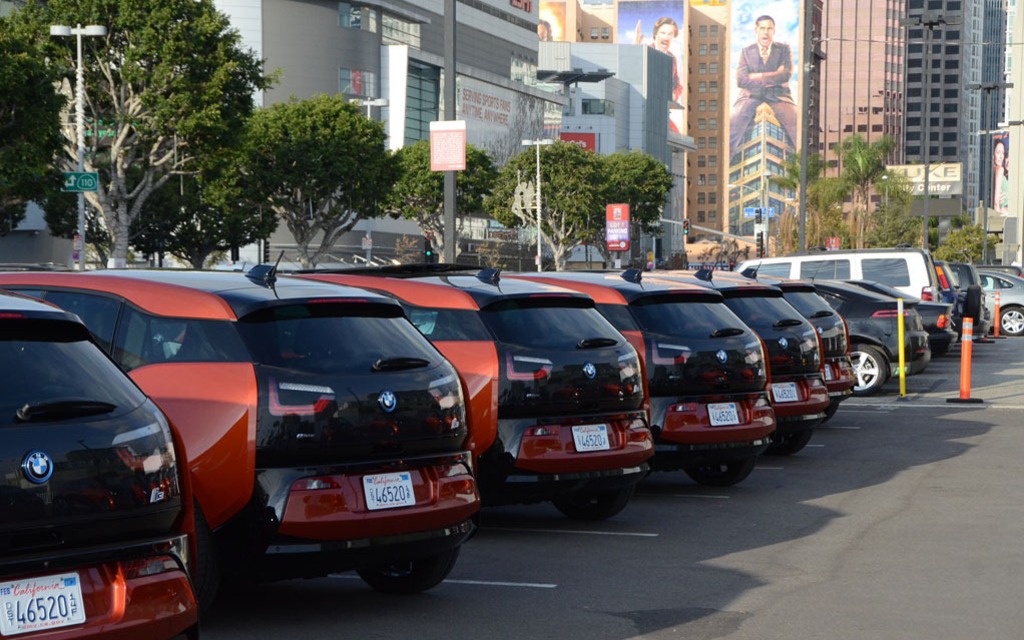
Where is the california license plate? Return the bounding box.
[572,424,610,452]
[708,402,740,426]
[772,382,800,403]
[363,472,416,511]
[824,364,834,381]
[0,572,85,636]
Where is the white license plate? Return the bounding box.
[708,402,740,426]
[572,424,610,452]
[363,472,416,511]
[824,364,834,381]
[0,572,86,636]
[772,382,800,403]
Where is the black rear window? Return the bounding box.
[784,290,836,318]
[595,303,639,332]
[630,297,747,336]
[238,302,442,374]
[0,320,146,423]
[482,297,622,349]
[724,294,804,325]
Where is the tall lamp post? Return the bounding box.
[521,138,554,271]
[50,23,107,271]
[356,98,388,263]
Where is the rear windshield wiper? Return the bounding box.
[16,400,117,423]
[710,327,745,338]
[772,318,805,328]
[372,357,431,372]
[577,337,619,349]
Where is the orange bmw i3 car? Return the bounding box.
[0,291,198,639]
[510,270,776,487]
[296,266,654,520]
[653,270,830,455]
[0,268,479,608]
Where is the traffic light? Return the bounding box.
[682,219,690,235]
[424,237,435,263]
[756,232,764,258]
[754,208,763,224]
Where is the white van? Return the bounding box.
[735,248,942,301]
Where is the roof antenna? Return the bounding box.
[740,264,759,279]
[694,267,714,282]
[621,268,643,284]
[476,268,501,285]
[246,251,284,289]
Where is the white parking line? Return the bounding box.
[820,425,861,430]
[444,579,557,588]
[755,466,785,470]
[488,527,658,537]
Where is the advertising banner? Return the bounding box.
[429,121,467,172]
[606,204,631,252]
[887,163,964,196]
[617,0,686,135]
[539,0,567,41]
[560,132,597,151]
[992,132,1010,215]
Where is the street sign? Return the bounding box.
[743,207,777,218]
[62,172,99,192]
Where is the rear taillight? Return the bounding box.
[505,354,553,380]
[937,314,949,329]
[871,309,907,318]
[921,286,935,302]
[618,353,644,397]
[122,535,190,578]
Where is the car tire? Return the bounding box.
[357,547,460,594]
[552,485,636,521]
[766,429,814,455]
[1000,306,1024,337]
[850,344,889,396]
[193,503,221,612]
[683,456,758,487]
[821,399,841,423]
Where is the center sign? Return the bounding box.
[606,203,630,252]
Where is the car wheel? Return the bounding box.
[766,429,814,455]
[683,456,758,487]
[357,547,460,594]
[850,344,889,396]
[552,485,636,521]
[1000,306,1024,337]
[193,502,222,612]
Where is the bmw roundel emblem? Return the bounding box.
[817,325,824,335]
[716,349,729,364]
[778,337,789,349]
[22,450,53,485]
[582,362,597,379]
[378,390,397,413]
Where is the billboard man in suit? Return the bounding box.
[729,15,798,153]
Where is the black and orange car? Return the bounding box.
[510,270,775,487]
[0,291,198,639]
[747,275,856,421]
[654,270,830,455]
[0,268,479,607]
[296,266,654,520]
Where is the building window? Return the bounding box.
[698,193,707,204]
[697,211,706,223]
[697,137,707,149]
[340,68,377,98]
[591,27,599,39]
[404,61,440,144]
[709,118,717,129]
[698,155,707,167]
[709,62,718,74]
[709,100,718,111]
[601,27,610,39]
[710,44,719,55]
[710,25,718,36]
[699,82,707,93]
[699,25,708,36]
[699,44,707,55]
[698,100,707,111]
[708,174,717,185]
[382,14,419,46]
[698,174,707,185]
[708,210,716,222]
[339,3,378,32]
[708,136,718,148]
[698,118,707,129]
[709,155,717,168]
[699,63,707,75]
[709,81,718,93]
[708,192,717,204]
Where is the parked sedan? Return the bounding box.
[811,280,932,396]
[844,280,958,357]
[978,269,1024,336]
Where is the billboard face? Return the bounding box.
[888,163,963,196]
[992,131,1010,215]
[560,132,597,151]
[726,2,802,235]
[617,0,686,134]
[606,204,631,251]
[539,0,567,41]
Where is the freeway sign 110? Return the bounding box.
[62,172,99,192]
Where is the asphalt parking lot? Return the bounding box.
[205,336,1024,639]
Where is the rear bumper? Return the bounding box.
[646,393,775,471]
[0,536,198,640]
[244,451,480,579]
[823,356,856,398]
[478,411,653,505]
[769,373,830,431]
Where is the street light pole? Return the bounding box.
[522,139,554,271]
[50,23,107,271]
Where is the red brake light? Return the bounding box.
[921,286,935,301]
[0,312,26,319]
[871,309,904,318]
[505,353,553,380]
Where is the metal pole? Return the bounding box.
[922,24,931,250]
[442,0,457,264]
[535,141,543,272]
[798,0,814,253]
[75,26,86,271]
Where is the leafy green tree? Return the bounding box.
[486,141,605,271]
[933,222,987,263]
[239,94,397,268]
[865,171,918,248]
[771,152,827,255]
[598,151,673,265]
[805,177,851,250]
[835,135,894,248]
[11,0,267,266]
[384,140,497,260]
[0,16,67,232]
[131,153,278,268]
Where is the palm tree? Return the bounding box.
[835,135,895,248]
[771,152,827,254]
